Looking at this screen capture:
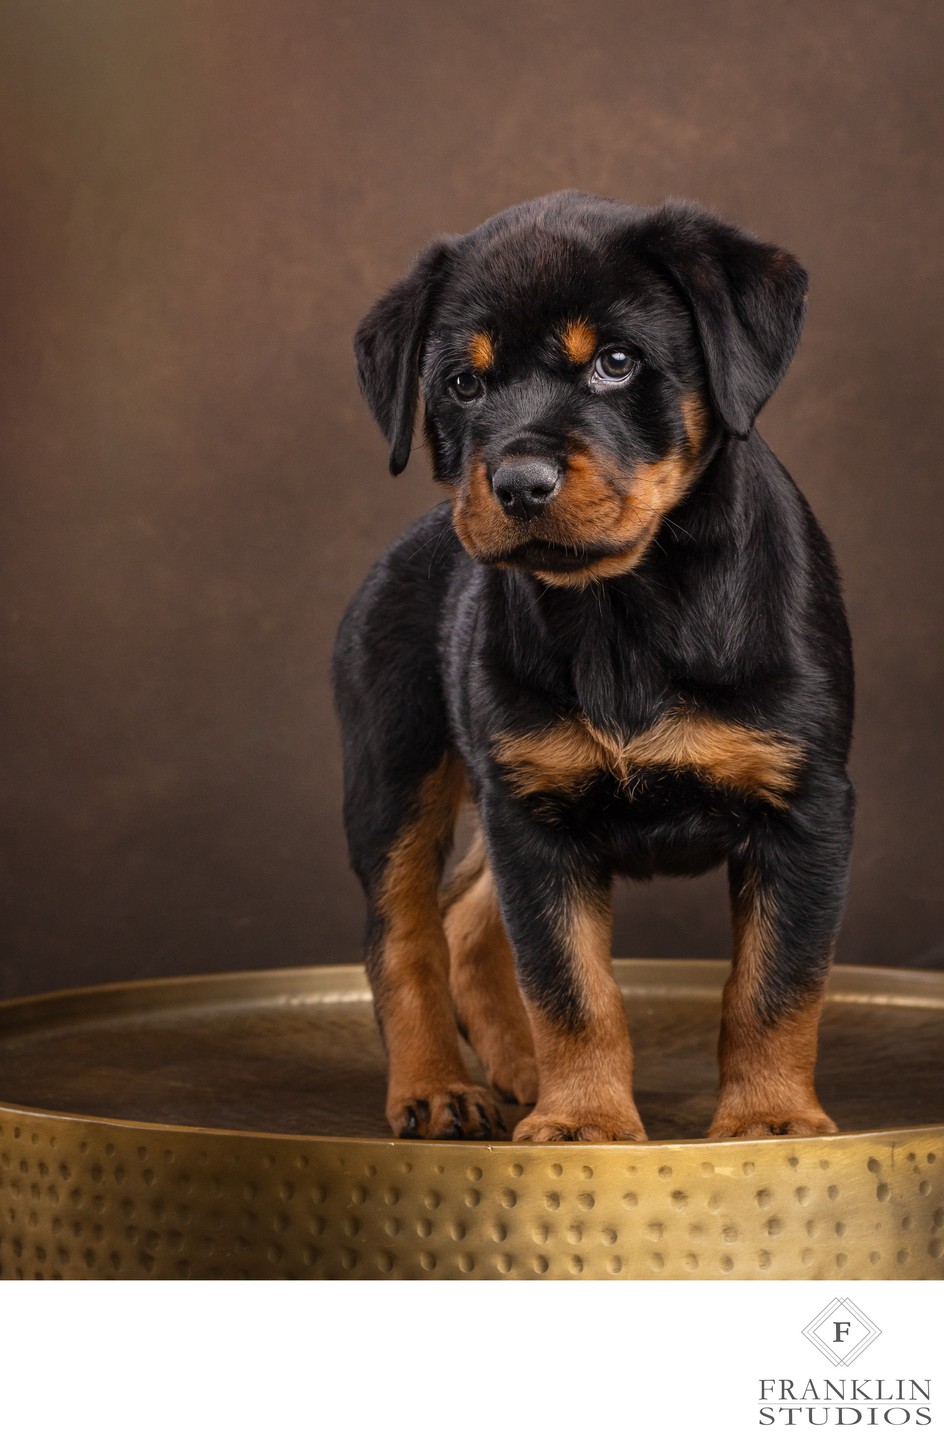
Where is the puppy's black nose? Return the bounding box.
[491,460,560,520]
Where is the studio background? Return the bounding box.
[1,0,941,999]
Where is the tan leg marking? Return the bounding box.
[513,892,647,1143]
[494,709,803,808]
[375,754,504,1139]
[441,828,538,1105]
[709,874,836,1139]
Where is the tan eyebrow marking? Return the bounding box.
[560,319,598,366]
[467,332,495,371]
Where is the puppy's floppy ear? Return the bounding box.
[354,239,453,475]
[641,202,808,439]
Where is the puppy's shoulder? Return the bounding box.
[334,501,472,670]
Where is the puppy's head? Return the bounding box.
[354,192,807,586]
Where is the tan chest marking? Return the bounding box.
[494,710,803,808]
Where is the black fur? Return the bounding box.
[335,191,853,1139]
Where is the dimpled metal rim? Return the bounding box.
[0,961,942,1281]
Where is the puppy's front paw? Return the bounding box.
[708,1107,838,1140]
[513,1109,647,1143]
[388,1084,507,1140]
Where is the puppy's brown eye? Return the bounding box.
[593,348,638,384]
[449,371,484,401]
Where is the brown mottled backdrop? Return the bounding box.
[1,1,942,997]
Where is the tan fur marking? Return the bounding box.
[535,394,709,587]
[513,892,646,1142]
[710,874,835,1137]
[467,331,495,371]
[375,754,500,1134]
[451,452,510,560]
[447,396,710,580]
[560,318,598,367]
[558,447,617,508]
[619,711,802,807]
[493,719,603,800]
[441,828,537,1104]
[494,710,803,808]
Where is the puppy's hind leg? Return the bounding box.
[346,751,505,1141]
[442,826,538,1106]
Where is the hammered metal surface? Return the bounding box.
[1,961,942,1280]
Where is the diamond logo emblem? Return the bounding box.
[802,1298,882,1367]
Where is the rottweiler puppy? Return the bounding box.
[334,191,853,1143]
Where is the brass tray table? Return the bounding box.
[1,959,941,1280]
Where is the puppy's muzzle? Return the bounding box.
[491,460,561,521]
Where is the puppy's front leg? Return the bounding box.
[483,800,646,1143]
[710,774,853,1139]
